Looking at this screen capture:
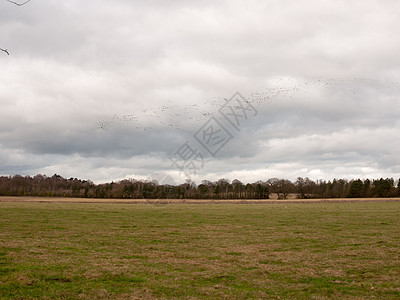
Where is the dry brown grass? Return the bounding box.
[1,196,400,204]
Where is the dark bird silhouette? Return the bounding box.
[0,48,10,55]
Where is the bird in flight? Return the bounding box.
[0,48,10,55]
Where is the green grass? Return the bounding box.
[1,202,400,299]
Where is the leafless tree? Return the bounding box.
[5,0,30,6]
[1,0,31,55]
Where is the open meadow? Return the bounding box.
[1,199,400,299]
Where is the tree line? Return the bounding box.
[1,174,400,199]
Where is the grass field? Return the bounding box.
[1,200,400,299]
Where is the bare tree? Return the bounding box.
[1,0,32,55]
[5,0,31,6]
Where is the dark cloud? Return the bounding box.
[1,0,400,183]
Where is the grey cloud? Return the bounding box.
[1,0,400,183]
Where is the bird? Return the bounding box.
[0,48,10,55]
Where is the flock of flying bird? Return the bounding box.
[97,77,400,133]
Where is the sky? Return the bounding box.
[1,0,400,184]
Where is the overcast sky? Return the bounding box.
[1,0,400,184]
